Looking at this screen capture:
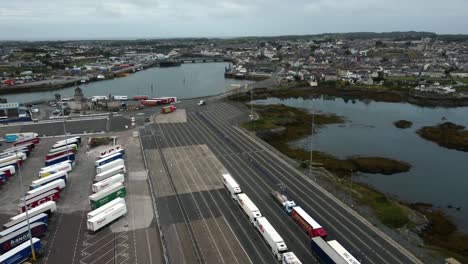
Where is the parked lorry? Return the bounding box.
[30,171,68,190]
[96,159,125,174]
[255,217,288,261]
[4,133,38,143]
[0,213,48,254]
[291,206,327,238]
[87,203,127,232]
[271,191,297,215]
[0,166,15,178]
[161,105,177,114]
[310,237,347,264]
[87,197,125,220]
[95,152,124,167]
[95,165,126,182]
[327,240,360,264]
[5,201,56,229]
[222,173,242,200]
[0,237,41,264]
[236,193,262,225]
[282,252,302,264]
[39,161,72,178]
[13,137,40,148]
[92,174,124,193]
[89,183,127,209]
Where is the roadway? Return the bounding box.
[141,98,422,263]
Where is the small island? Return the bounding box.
[394,120,413,129]
[417,122,468,152]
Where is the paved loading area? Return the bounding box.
[0,131,163,264]
[155,108,187,123]
[141,123,277,263]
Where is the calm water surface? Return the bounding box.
[255,96,468,231]
[4,63,251,103]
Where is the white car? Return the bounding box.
[31,108,39,113]
[198,100,206,106]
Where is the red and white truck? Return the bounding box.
[291,206,327,238]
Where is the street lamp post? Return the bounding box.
[309,100,315,181]
[15,150,36,261]
[60,102,70,162]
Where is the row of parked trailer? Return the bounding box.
[86,147,127,232]
[0,136,79,263]
[271,191,361,264]
[222,173,302,264]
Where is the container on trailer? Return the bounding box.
[291,206,327,238]
[87,197,125,220]
[133,95,149,100]
[140,100,161,106]
[256,217,288,260]
[14,137,40,147]
[237,193,262,225]
[271,191,297,215]
[87,203,127,232]
[96,159,125,174]
[94,165,126,182]
[5,201,56,229]
[0,153,26,165]
[310,237,347,264]
[95,152,124,167]
[282,252,302,264]
[48,144,78,155]
[222,173,241,200]
[0,237,41,264]
[99,145,123,158]
[99,149,124,160]
[26,179,65,196]
[89,183,126,209]
[327,240,361,264]
[45,149,75,161]
[0,165,15,178]
[1,147,31,158]
[18,189,60,213]
[161,105,176,114]
[92,174,124,193]
[4,133,38,143]
[0,158,22,169]
[44,153,75,167]
[152,97,169,104]
[30,171,68,190]
[39,161,72,178]
[0,214,48,254]
[52,137,81,149]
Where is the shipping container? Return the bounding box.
[96,159,125,174]
[282,252,302,264]
[18,189,60,213]
[291,206,327,238]
[4,133,38,143]
[310,237,347,264]
[0,237,41,264]
[13,137,40,147]
[87,197,125,220]
[89,183,126,209]
[0,214,48,254]
[327,240,360,264]
[0,165,15,178]
[0,158,22,169]
[0,153,26,165]
[26,179,65,197]
[44,153,75,167]
[92,174,124,193]
[95,152,124,167]
[48,144,78,155]
[99,145,123,158]
[5,201,56,229]
[30,171,68,190]
[256,217,288,260]
[52,136,81,148]
[39,161,72,178]
[87,203,127,232]
[94,165,126,182]
[222,173,242,200]
[237,193,262,225]
[45,149,75,161]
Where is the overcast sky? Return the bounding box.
[1,0,468,40]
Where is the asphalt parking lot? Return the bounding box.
[0,130,163,264]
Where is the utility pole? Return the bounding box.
[309,99,315,181]
[15,150,36,261]
[60,101,70,162]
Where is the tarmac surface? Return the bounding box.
[0,131,163,264]
[140,98,423,264]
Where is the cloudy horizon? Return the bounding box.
[1,0,468,40]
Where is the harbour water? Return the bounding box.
[3,63,252,103]
[255,96,468,231]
